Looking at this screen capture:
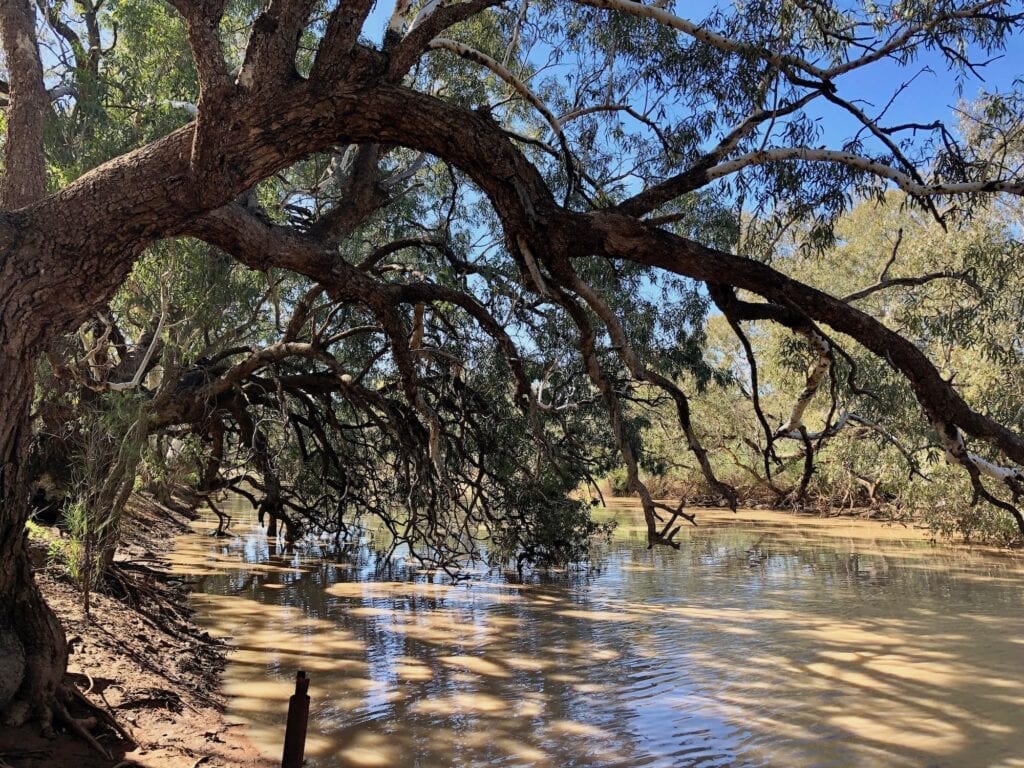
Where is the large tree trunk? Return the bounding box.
[0,0,68,731]
[0,352,67,732]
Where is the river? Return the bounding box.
[169,500,1024,768]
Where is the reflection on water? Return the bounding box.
[170,501,1024,768]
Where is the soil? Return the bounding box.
[0,493,274,768]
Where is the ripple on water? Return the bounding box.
[170,502,1024,768]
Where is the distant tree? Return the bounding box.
[2,0,1024,741]
[637,191,1024,537]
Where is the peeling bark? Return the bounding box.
[775,328,833,439]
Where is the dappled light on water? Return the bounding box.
[170,502,1024,768]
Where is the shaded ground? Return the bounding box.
[1,493,272,768]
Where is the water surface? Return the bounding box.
[170,501,1024,768]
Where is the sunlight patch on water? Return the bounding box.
[171,502,1024,768]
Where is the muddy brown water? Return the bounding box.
[169,500,1024,768]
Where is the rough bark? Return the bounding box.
[0,0,46,209]
[1,0,1023,730]
[0,0,69,731]
[573,212,1024,467]
[0,352,66,732]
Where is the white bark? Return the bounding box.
[775,330,832,438]
[388,0,413,35]
[574,0,828,78]
[166,100,198,116]
[968,452,1024,483]
[778,411,850,441]
[381,152,428,188]
[706,147,1024,198]
[410,0,444,31]
[106,310,166,393]
[517,235,550,297]
[531,377,576,413]
[46,84,77,101]
[575,0,1006,83]
[502,0,529,68]
[943,427,1024,482]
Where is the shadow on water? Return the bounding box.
[170,500,1024,768]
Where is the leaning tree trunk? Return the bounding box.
[0,352,67,733]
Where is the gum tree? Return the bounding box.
[2,0,1024,736]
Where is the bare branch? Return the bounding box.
[574,0,831,79]
[557,262,738,508]
[774,328,833,438]
[427,37,574,190]
[106,284,169,392]
[842,271,979,304]
[576,0,1014,82]
[620,90,822,217]
[582,213,1024,467]
[703,147,1024,197]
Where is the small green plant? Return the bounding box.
[59,499,94,586]
[24,519,51,543]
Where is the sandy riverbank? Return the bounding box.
[0,493,272,768]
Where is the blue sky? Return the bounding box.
[814,36,1024,146]
[355,1,1023,158]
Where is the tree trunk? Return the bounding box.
[0,352,67,732]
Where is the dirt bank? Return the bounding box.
[0,494,273,768]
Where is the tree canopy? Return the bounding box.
[2,0,1024,737]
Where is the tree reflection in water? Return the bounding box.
[170,499,1024,768]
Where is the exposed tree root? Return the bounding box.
[68,682,132,742]
[45,676,135,758]
[104,562,206,644]
[54,699,108,758]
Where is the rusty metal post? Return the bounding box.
[281,670,310,768]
